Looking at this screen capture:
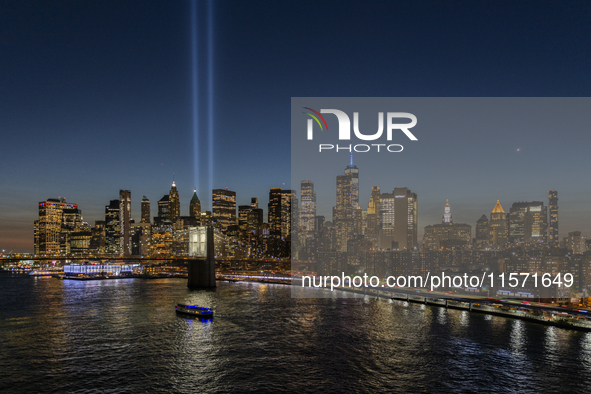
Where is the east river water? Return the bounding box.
[1,274,591,393]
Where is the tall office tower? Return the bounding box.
[548,190,558,246]
[247,207,263,233]
[212,189,237,228]
[268,188,294,256]
[508,201,548,245]
[34,220,39,255]
[527,202,548,244]
[489,200,508,248]
[378,188,417,250]
[300,180,316,233]
[475,214,490,246]
[333,173,353,252]
[62,205,83,230]
[119,190,131,255]
[37,198,71,254]
[238,205,252,236]
[508,202,525,244]
[246,198,263,241]
[169,181,180,222]
[344,151,359,208]
[268,188,294,239]
[60,203,87,256]
[566,231,587,254]
[367,186,381,216]
[334,155,363,252]
[242,199,263,246]
[189,190,201,219]
[442,199,452,223]
[90,220,106,254]
[366,186,381,248]
[105,199,121,254]
[131,222,151,256]
[395,187,417,250]
[379,191,395,249]
[291,194,299,232]
[141,196,151,224]
[158,195,170,219]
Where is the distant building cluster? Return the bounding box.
[34,182,294,259]
[291,157,591,296]
[32,158,591,295]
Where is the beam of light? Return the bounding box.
[207,0,214,206]
[191,0,199,197]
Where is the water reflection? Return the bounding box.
[436,307,448,325]
[510,320,525,356]
[2,275,591,393]
[458,310,470,327]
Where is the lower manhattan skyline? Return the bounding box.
[5,96,591,253]
[3,1,591,252]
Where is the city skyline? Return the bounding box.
[291,97,591,252]
[3,1,591,251]
[23,174,586,256]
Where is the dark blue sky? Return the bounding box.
[1,0,591,252]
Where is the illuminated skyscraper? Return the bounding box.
[367,186,381,216]
[300,180,316,233]
[37,198,74,254]
[268,188,294,257]
[566,231,587,254]
[333,154,363,252]
[105,199,121,254]
[158,195,170,219]
[245,198,263,240]
[490,200,508,248]
[169,181,180,222]
[34,221,39,255]
[548,190,558,246]
[333,174,353,252]
[247,206,263,236]
[378,188,417,250]
[344,150,359,208]
[141,196,150,224]
[90,220,106,254]
[268,188,294,239]
[212,189,237,228]
[120,190,131,255]
[475,214,490,246]
[62,204,83,230]
[238,204,251,236]
[366,186,381,249]
[292,194,299,231]
[189,189,201,219]
[508,201,547,245]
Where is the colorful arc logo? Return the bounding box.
[302,107,328,131]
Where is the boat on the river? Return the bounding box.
[175,303,214,318]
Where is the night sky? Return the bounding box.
[2,1,591,252]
